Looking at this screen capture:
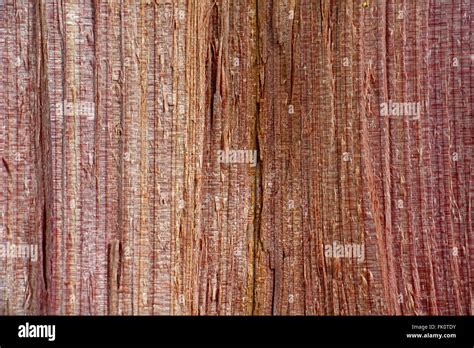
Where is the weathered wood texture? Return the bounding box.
[0,0,472,315]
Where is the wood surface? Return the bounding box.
[0,0,472,315]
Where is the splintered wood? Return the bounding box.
[0,0,472,315]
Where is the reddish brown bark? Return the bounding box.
[0,0,472,315]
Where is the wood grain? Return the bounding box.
[0,0,472,315]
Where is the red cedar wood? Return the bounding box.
[0,0,472,315]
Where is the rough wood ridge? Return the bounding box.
[0,0,472,315]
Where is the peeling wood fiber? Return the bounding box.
[0,0,472,315]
